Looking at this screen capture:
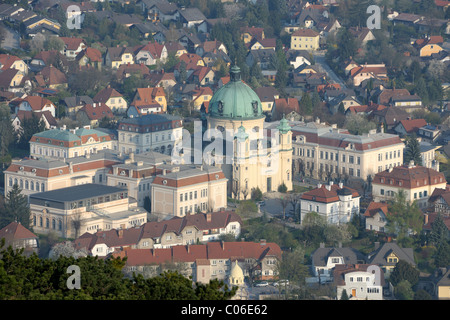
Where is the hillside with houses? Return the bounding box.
[0,0,449,302]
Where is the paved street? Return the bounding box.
[313,51,347,89]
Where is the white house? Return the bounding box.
[300,182,361,225]
[334,264,384,300]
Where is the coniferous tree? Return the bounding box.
[403,134,422,166]
[429,213,448,246]
[390,260,420,287]
[2,184,31,229]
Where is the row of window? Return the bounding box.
[120,133,174,143]
[33,215,62,230]
[9,178,45,192]
[180,202,208,216]
[377,150,402,161]
[180,189,207,202]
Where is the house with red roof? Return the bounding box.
[414,35,444,57]
[300,182,360,225]
[134,41,168,66]
[15,95,57,117]
[76,102,114,127]
[129,87,167,115]
[188,65,215,86]
[363,201,390,232]
[59,37,87,60]
[34,64,68,89]
[73,210,242,256]
[114,240,282,283]
[393,118,427,137]
[76,47,103,70]
[93,86,127,113]
[349,63,388,87]
[0,54,28,75]
[0,222,39,256]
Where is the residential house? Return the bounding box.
[417,124,441,143]
[195,40,227,57]
[328,92,362,114]
[144,0,179,22]
[363,201,390,233]
[93,86,128,114]
[34,65,68,89]
[12,110,57,138]
[0,222,39,257]
[366,242,416,278]
[59,37,87,60]
[0,68,25,93]
[372,162,447,208]
[273,98,300,120]
[240,26,265,44]
[29,184,147,239]
[165,41,188,57]
[188,66,215,86]
[300,182,361,225]
[286,50,312,69]
[290,28,320,51]
[134,87,167,112]
[310,244,366,284]
[334,264,384,300]
[0,54,28,75]
[370,106,409,132]
[14,95,56,118]
[174,53,204,80]
[245,49,277,71]
[75,47,103,70]
[23,15,61,38]
[414,35,444,57]
[348,27,376,44]
[392,13,423,27]
[420,141,440,170]
[146,71,176,90]
[151,164,227,217]
[29,126,116,161]
[76,102,114,127]
[349,63,388,87]
[291,119,405,180]
[177,7,206,28]
[116,113,183,155]
[393,118,427,137]
[255,86,280,114]
[247,37,277,51]
[191,86,213,110]
[74,210,242,256]
[63,95,94,117]
[428,186,450,215]
[134,41,168,66]
[390,94,422,112]
[114,241,282,283]
[104,46,135,69]
[435,268,450,300]
[115,63,150,82]
[29,50,69,73]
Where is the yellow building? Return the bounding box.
[290,28,320,51]
[415,36,444,57]
[205,65,293,197]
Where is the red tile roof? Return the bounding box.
[0,222,37,241]
[59,37,86,50]
[301,183,360,203]
[292,28,319,37]
[397,118,427,133]
[0,54,22,71]
[93,86,123,103]
[363,201,389,217]
[79,102,114,121]
[373,164,446,189]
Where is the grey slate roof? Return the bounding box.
[311,246,366,267]
[29,184,127,203]
[367,242,416,267]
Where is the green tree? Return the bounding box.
[414,289,432,300]
[387,190,423,241]
[18,113,46,148]
[434,242,450,268]
[403,134,422,166]
[345,114,377,135]
[394,279,414,300]
[429,213,448,246]
[299,92,313,115]
[0,105,15,169]
[2,184,31,229]
[277,246,309,285]
[390,260,420,287]
[340,289,349,300]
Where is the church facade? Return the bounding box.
[203,65,293,198]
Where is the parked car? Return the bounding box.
[274,280,289,287]
[254,281,269,287]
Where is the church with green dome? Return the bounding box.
[204,65,293,198]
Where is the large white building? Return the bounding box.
[29,126,116,160]
[334,264,384,300]
[300,182,361,225]
[291,119,405,181]
[116,114,183,155]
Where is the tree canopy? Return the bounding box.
[0,243,237,300]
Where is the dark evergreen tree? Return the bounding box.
[429,213,448,246]
[389,260,420,287]
[403,134,422,166]
[2,184,31,229]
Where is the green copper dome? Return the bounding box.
[277,115,291,134]
[209,65,264,120]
